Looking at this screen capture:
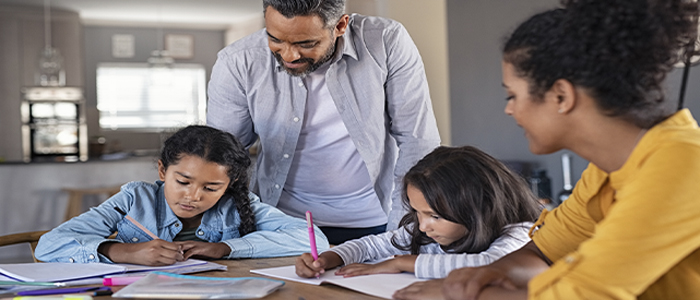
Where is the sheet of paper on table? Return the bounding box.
[251,265,425,299]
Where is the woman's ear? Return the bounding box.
[157,160,167,181]
[550,79,577,114]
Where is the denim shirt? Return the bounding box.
[35,181,329,263]
[207,14,441,230]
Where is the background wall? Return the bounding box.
[445,0,700,198]
[83,26,225,153]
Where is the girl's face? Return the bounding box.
[407,184,467,246]
[158,154,231,221]
[502,61,564,155]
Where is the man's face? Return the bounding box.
[265,7,348,76]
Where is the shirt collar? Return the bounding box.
[156,180,182,229]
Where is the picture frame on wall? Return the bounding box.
[165,34,194,59]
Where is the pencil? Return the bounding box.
[113,207,160,240]
[305,211,318,261]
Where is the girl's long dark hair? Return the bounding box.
[160,125,256,236]
[392,146,541,254]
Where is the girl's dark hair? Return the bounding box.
[263,0,345,28]
[503,0,699,128]
[393,146,542,254]
[160,125,256,236]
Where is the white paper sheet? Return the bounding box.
[251,265,425,299]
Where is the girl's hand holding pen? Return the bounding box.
[295,251,343,278]
[98,240,185,266]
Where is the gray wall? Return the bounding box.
[446,0,700,198]
[83,26,225,153]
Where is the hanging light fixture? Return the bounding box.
[37,0,65,86]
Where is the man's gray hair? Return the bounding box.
[263,0,346,28]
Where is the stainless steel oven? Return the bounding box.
[21,87,87,162]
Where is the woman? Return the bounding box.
[393,0,700,299]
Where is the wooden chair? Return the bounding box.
[62,185,122,221]
[0,230,49,263]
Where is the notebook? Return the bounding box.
[113,272,284,299]
[0,259,216,283]
[251,265,426,299]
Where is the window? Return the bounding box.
[96,63,206,131]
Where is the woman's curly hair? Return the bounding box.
[160,125,256,236]
[504,0,699,128]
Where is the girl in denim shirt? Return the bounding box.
[36,125,329,265]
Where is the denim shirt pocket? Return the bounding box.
[116,219,157,243]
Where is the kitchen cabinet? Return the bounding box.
[0,5,83,162]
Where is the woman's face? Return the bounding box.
[158,154,231,222]
[407,184,467,246]
[502,61,564,155]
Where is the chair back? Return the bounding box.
[0,230,49,263]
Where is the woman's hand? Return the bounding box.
[442,266,517,300]
[393,279,445,300]
[336,254,417,277]
[295,251,344,278]
[98,240,184,266]
[175,241,231,260]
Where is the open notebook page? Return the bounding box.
[251,265,425,299]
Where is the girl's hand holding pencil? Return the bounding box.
[295,251,344,278]
[97,239,185,266]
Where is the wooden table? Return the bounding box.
[100,256,386,300]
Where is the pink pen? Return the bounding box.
[306,211,318,260]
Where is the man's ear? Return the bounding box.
[157,160,166,181]
[550,79,577,114]
[334,14,349,37]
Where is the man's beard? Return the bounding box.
[273,39,336,77]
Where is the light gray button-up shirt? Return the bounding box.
[207,14,440,230]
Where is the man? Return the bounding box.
[207,0,440,244]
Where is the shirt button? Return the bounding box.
[89,254,95,260]
[197,230,204,236]
[132,237,139,242]
[298,82,304,87]
[283,154,289,159]
[175,223,180,227]
[69,258,74,263]
[565,256,576,264]
[274,184,280,189]
[293,117,299,122]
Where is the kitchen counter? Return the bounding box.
[0,155,158,263]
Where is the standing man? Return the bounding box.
[207,0,440,244]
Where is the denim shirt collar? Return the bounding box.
[155,181,185,231]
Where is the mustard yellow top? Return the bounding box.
[529,109,700,300]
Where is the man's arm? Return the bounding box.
[383,22,441,230]
[207,49,258,148]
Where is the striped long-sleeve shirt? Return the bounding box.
[328,222,532,279]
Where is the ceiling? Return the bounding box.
[0,0,264,29]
